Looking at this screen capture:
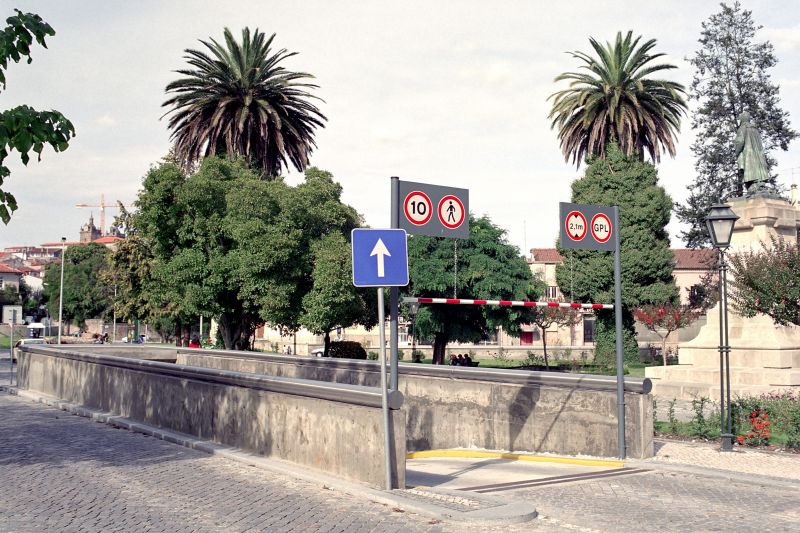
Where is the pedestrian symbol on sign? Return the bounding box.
[438,194,465,229]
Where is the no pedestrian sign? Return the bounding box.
[559,202,617,251]
[397,180,469,239]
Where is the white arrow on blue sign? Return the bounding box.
[351,229,409,287]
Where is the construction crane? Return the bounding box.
[75,193,128,236]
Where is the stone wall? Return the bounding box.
[17,346,406,488]
[177,350,653,459]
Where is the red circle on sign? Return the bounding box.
[403,191,432,226]
[438,195,465,229]
[565,211,587,241]
[591,213,612,243]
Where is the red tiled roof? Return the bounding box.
[93,236,124,244]
[673,248,716,270]
[0,263,23,274]
[40,241,80,247]
[530,248,564,263]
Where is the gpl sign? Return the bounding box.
[559,202,617,252]
[397,180,469,239]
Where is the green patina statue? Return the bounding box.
[734,111,771,195]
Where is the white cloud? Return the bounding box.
[93,114,117,127]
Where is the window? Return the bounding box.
[545,286,558,299]
[520,331,533,345]
[583,317,595,343]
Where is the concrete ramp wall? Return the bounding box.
[17,346,405,488]
[177,350,654,459]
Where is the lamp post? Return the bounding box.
[408,301,420,362]
[705,203,739,452]
[57,237,66,345]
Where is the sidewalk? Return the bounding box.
[642,438,800,483]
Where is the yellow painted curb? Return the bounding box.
[406,449,624,467]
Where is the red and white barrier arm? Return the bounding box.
[402,297,613,310]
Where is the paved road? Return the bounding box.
[0,392,470,533]
[1,391,798,532]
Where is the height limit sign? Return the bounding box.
[559,202,617,251]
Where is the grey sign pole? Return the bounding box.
[376,288,392,490]
[612,206,625,459]
[9,310,15,386]
[389,177,400,391]
[560,202,625,459]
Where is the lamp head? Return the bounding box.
[408,302,420,316]
[705,204,739,249]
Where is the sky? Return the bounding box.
[1,1,799,252]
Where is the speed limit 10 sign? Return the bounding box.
[559,202,617,251]
[397,179,469,239]
[403,191,432,226]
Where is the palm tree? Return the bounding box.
[548,31,687,166]
[162,28,326,177]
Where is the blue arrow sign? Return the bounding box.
[351,229,409,287]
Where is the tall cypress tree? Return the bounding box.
[676,1,797,247]
[555,143,678,366]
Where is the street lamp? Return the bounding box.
[705,203,739,451]
[57,237,66,344]
[408,301,420,362]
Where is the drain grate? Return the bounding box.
[399,487,505,512]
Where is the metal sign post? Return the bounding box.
[560,202,625,459]
[390,177,470,386]
[352,228,409,490]
[9,310,15,386]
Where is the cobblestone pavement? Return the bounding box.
[524,469,800,533]
[1,390,799,532]
[651,439,800,480]
[0,393,538,533]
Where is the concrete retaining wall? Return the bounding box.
[17,346,405,488]
[177,350,654,459]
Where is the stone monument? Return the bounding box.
[647,114,800,399]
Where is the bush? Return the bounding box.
[397,349,404,361]
[367,351,378,361]
[731,391,800,448]
[328,340,367,359]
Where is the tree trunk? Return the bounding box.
[433,332,448,365]
[174,319,182,347]
[542,330,549,369]
[323,330,331,357]
[661,335,668,366]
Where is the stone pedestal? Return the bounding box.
[647,195,800,399]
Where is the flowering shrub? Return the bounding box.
[737,409,771,447]
[732,391,800,448]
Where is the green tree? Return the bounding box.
[676,1,798,247]
[43,243,112,328]
[548,31,686,166]
[162,27,325,178]
[555,144,678,367]
[406,216,541,364]
[130,159,360,350]
[0,9,75,223]
[529,306,580,367]
[728,236,800,327]
[299,233,377,356]
[104,204,188,344]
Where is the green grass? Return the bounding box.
[0,334,10,349]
